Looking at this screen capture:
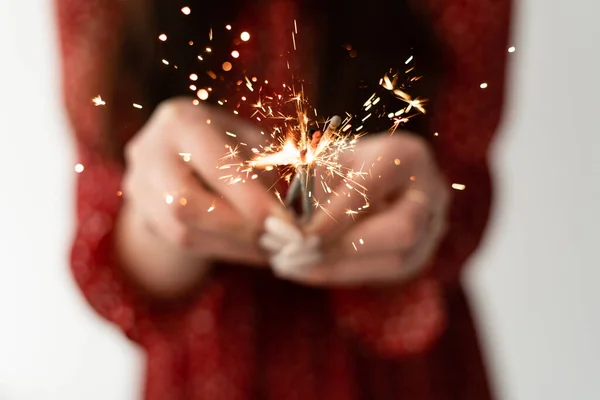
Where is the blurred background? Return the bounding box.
[1,0,599,399]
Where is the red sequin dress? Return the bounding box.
[56,0,511,398]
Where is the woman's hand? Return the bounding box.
[262,133,450,287]
[116,98,280,297]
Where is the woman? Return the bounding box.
[57,0,511,398]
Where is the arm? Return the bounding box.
[55,0,214,342]
[329,0,512,357]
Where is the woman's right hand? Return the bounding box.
[116,98,280,297]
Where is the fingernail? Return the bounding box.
[265,216,303,243]
[259,234,286,253]
[271,250,323,275]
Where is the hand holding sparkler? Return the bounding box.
[117,99,282,296]
[263,133,450,287]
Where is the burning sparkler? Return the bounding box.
[93,16,427,221]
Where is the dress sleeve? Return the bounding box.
[55,0,151,343]
[55,0,221,345]
[329,0,512,357]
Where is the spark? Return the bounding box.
[346,209,359,219]
[207,201,216,212]
[480,83,488,89]
[92,96,106,106]
[158,34,167,42]
[197,89,209,100]
[452,183,466,191]
[181,6,191,15]
[156,20,426,220]
[165,194,174,204]
[133,103,143,109]
[75,164,84,173]
[179,153,192,162]
[508,46,516,53]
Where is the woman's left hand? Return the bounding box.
[262,133,450,287]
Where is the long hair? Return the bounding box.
[104,0,443,161]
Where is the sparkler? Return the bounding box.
[208,35,426,221]
[93,12,428,221]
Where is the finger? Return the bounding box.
[128,146,255,242]
[271,249,323,277]
[325,188,432,254]
[199,235,268,266]
[264,216,304,243]
[145,212,268,266]
[274,251,409,288]
[306,144,413,239]
[175,107,280,227]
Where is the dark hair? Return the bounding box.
[106,0,443,160]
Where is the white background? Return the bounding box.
[1,0,599,399]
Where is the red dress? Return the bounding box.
[56,0,512,398]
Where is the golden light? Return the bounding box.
[165,194,174,204]
[452,183,466,191]
[207,201,216,212]
[181,6,191,15]
[480,82,488,89]
[240,31,250,41]
[158,33,167,42]
[225,25,232,30]
[179,153,192,163]
[222,62,232,71]
[133,103,143,109]
[197,89,209,100]
[190,73,198,81]
[92,96,106,106]
[231,50,240,58]
[75,164,84,173]
[508,46,516,53]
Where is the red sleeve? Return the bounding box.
[55,0,150,343]
[55,0,224,345]
[330,0,512,357]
